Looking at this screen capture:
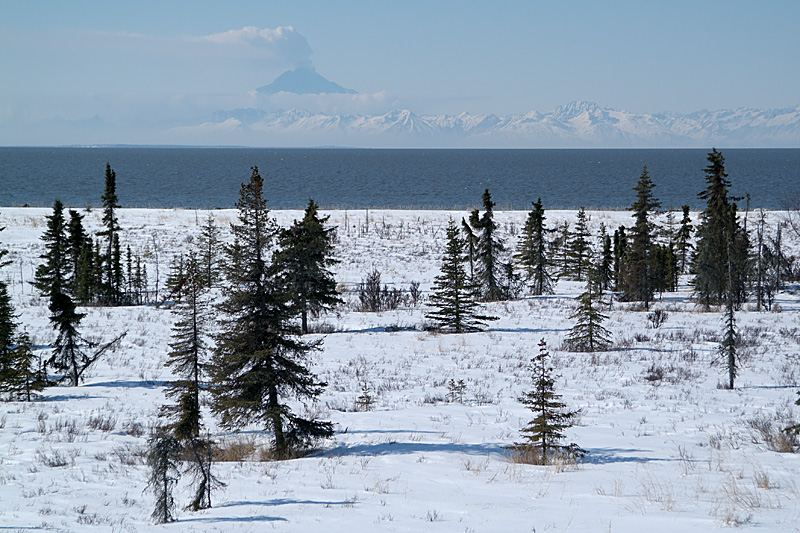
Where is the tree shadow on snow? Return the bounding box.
[178,515,287,524]
[82,379,167,389]
[488,327,569,334]
[325,440,507,458]
[581,447,669,465]
[177,498,357,523]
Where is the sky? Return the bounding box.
[2,0,800,145]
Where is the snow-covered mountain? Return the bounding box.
[208,101,800,147]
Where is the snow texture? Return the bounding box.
[1,207,800,531]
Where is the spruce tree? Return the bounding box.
[0,230,22,397]
[612,226,628,291]
[198,213,221,289]
[675,205,694,275]
[469,189,506,301]
[73,237,95,303]
[517,338,582,464]
[692,149,750,307]
[461,218,479,285]
[273,199,342,335]
[514,198,553,295]
[99,163,122,304]
[47,291,87,386]
[566,271,612,353]
[566,208,591,281]
[162,253,207,441]
[145,431,181,524]
[553,221,572,280]
[598,229,613,293]
[622,166,661,307]
[210,167,332,459]
[33,200,69,298]
[0,331,46,401]
[720,236,739,389]
[160,253,220,510]
[426,219,496,332]
[66,209,86,295]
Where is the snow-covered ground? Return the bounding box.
[1,207,799,532]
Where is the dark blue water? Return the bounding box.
[1,148,797,210]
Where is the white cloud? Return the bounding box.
[200,26,313,69]
[166,117,243,135]
[257,90,396,115]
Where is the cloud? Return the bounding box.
[200,26,313,69]
[253,90,396,115]
[166,117,243,135]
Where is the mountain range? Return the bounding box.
[210,101,800,147]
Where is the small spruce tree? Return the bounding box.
[0,331,46,401]
[145,431,182,524]
[565,270,612,353]
[517,338,582,464]
[198,213,221,288]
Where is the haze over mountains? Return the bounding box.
[208,100,800,148]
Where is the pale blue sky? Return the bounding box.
[2,0,799,145]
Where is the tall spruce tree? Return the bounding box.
[99,163,122,304]
[469,189,506,301]
[622,167,661,307]
[565,270,612,353]
[273,199,342,335]
[0,228,22,396]
[210,167,332,459]
[598,228,613,293]
[160,253,220,511]
[461,218,479,285]
[66,209,86,295]
[566,208,591,281]
[33,200,69,298]
[162,253,208,440]
[612,226,628,291]
[517,338,582,464]
[692,149,750,307]
[720,236,739,389]
[675,205,694,275]
[198,213,221,289]
[514,198,553,295]
[426,219,496,332]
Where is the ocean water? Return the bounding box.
[0,147,797,210]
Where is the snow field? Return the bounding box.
[0,207,799,531]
